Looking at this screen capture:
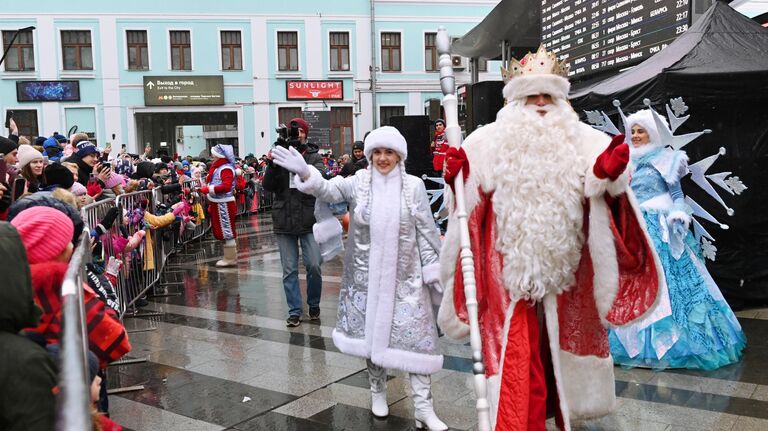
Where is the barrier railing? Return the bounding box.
[56,230,94,431]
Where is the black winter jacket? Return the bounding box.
[262,146,325,235]
[0,223,57,431]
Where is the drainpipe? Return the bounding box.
[370,0,378,128]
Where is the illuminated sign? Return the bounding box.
[286,80,344,100]
[16,80,80,102]
[541,0,692,78]
[143,76,224,106]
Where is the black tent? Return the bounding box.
[572,2,768,308]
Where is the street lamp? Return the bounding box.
[0,26,36,67]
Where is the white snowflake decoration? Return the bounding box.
[723,176,747,195]
[669,97,688,117]
[700,237,717,261]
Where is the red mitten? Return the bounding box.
[87,180,103,198]
[593,134,629,181]
[199,186,209,195]
[443,147,470,190]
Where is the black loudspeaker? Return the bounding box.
[467,81,505,133]
[389,115,433,176]
[426,99,442,122]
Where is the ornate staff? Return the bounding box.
[436,27,491,431]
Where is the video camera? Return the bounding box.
[275,121,302,149]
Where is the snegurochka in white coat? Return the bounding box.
[271,126,448,431]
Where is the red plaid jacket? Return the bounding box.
[26,262,131,367]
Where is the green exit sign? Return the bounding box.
[143,76,224,106]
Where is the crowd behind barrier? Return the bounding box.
[54,168,279,429]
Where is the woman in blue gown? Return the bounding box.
[609,109,746,371]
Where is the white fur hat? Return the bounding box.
[625,109,669,146]
[363,126,407,161]
[502,74,570,102]
[17,144,44,169]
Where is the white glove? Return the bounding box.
[427,280,443,294]
[272,146,310,180]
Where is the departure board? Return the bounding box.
[541,0,692,78]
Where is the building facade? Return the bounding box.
[0,0,501,158]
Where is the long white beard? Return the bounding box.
[489,100,588,301]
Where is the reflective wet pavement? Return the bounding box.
[110,212,768,431]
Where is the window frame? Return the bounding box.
[424,31,438,72]
[219,29,243,71]
[379,105,406,127]
[328,31,350,72]
[125,29,150,71]
[276,30,300,72]
[168,29,193,71]
[329,106,354,156]
[60,29,94,71]
[380,31,402,72]
[277,106,303,129]
[4,108,39,138]
[2,29,36,72]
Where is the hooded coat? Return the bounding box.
[0,223,57,431]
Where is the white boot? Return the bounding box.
[367,360,389,418]
[216,240,238,267]
[410,374,448,430]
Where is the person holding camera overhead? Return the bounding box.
[263,118,326,327]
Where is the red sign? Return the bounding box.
[286,80,343,100]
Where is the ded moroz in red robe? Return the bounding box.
[437,121,663,431]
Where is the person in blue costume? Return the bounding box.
[609,109,746,371]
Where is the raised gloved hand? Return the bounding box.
[271,146,310,180]
[593,134,630,181]
[87,180,103,198]
[443,147,469,189]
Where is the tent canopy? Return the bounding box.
[571,1,768,107]
[450,0,540,60]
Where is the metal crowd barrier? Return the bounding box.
[56,230,93,431]
[254,176,273,212]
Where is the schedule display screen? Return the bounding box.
[541,0,692,78]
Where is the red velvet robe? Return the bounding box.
[444,187,660,431]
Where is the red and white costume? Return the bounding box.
[437,46,663,431]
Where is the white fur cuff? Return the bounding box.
[294,166,324,194]
[559,351,616,420]
[313,217,343,244]
[585,168,629,198]
[437,282,471,340]
[667,210,690,228]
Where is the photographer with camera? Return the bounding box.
[263,118,325,327]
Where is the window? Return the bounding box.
[221,31,242,70]
[278,107,302,128]
[379,106,404,127]
[11,110,38,137]
[381,32,401,72]
[329,32,350,71]
[330,107,353,155]
[2,29,35,72]
[478,57,488,72]
[277,31,298,71]
[61,30,93,70]
[170,30,191,70]
[424,32,437,72]
[126,30,148,70]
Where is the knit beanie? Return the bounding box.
[17,144,43,169]
[0,136,17,155]
[10,206,75,264]
[75,141,98,158]
[103,172,125,189]
[44,163,75,189]
[289,117,310,135]
[363,126,408,161]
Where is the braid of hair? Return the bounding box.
[354,168,372,226]
[398,160,416,217]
